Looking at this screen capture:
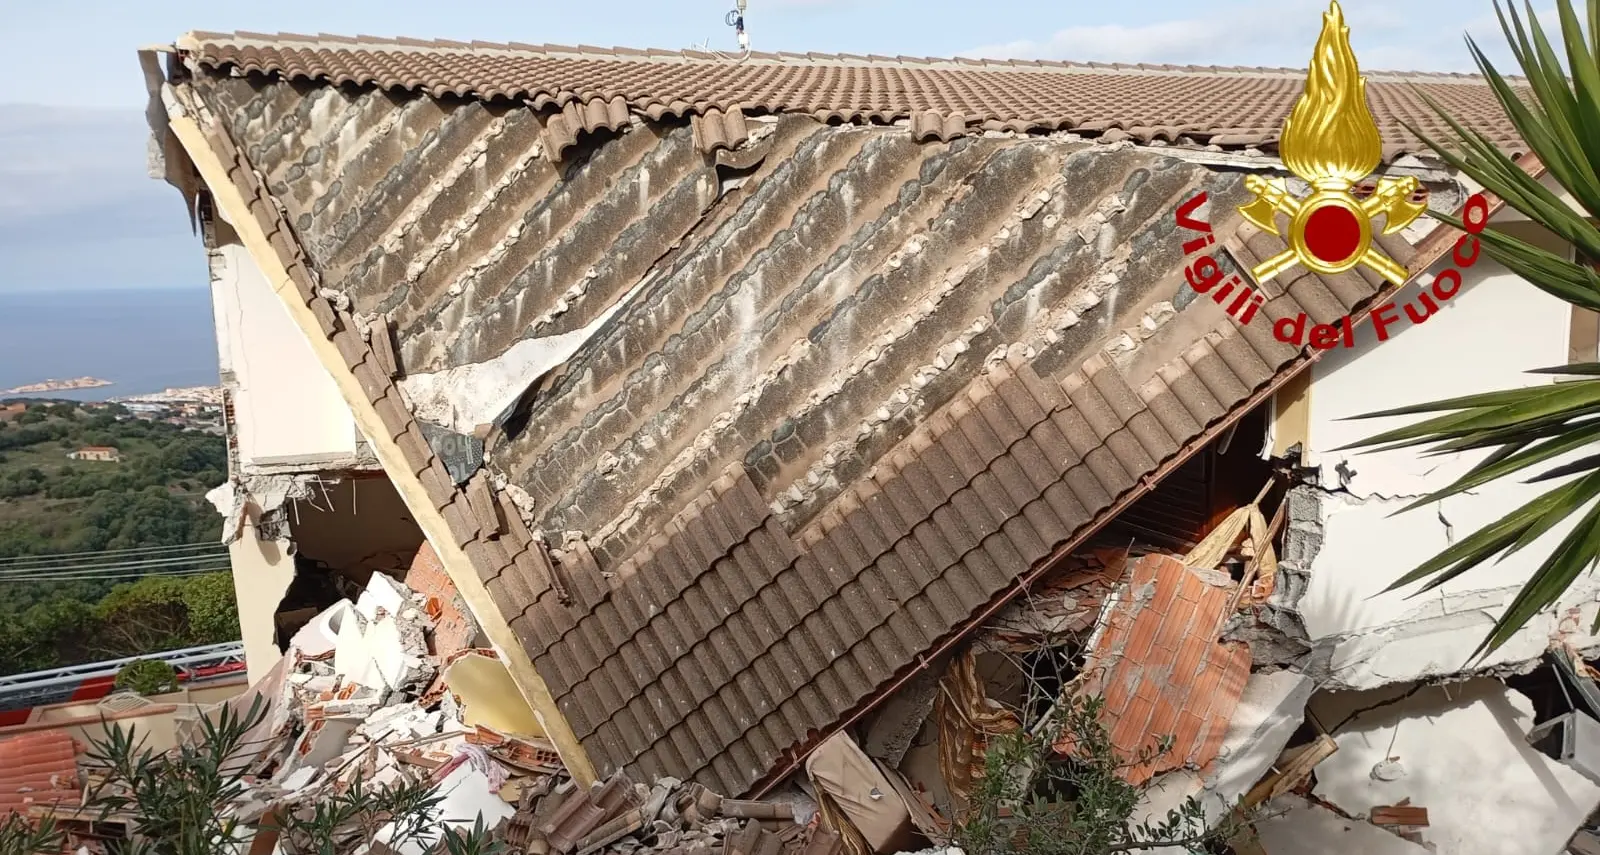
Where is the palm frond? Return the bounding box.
[1367,0,1600,658]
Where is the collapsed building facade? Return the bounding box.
[132,32,1600,853]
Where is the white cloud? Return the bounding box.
[958,1,1553,72]
[0,105,201,291]
[961,0,1343,66]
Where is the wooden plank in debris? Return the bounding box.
[1244,734,1338,807]
[1370,805,1429,827]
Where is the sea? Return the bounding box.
[0,289,219,401]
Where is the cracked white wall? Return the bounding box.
[1284,214,1600,689]
[210,224,359,468]
[1300,680,1600,855]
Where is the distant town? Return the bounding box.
[0,385,225,435]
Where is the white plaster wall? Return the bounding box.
[1304,250,1569,498]
[1289,219,1600,681]
[1307,679,1600,855]
[211,240,357,466]
[228,517,295,684]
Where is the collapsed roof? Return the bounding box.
[147,32,1525,797]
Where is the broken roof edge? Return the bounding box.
[154,73,601,787]
[175,29,1511,84]
[746,152,1547,798]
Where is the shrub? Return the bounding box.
[114,659,178,696]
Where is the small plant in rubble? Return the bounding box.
[272,774,445,854]
[955,692,1249,855]
[0,814,63,855]
[79,695,503,855]
[84,696,269,854]
[950,642,1253,855]
[438,817,511,855]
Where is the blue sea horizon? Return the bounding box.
[0,288,219,402]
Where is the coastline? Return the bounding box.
[1,377,114,396]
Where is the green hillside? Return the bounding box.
[0,401,237,674]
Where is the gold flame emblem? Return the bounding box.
[1238,1,1425,284]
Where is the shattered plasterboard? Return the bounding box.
[441,651,545,737]
[400,298,631,436]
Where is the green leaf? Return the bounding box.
[1528,362,1600,375]
[1381,485,1563,594]
[1474,496,1600,658]
[1388,423,1600,513]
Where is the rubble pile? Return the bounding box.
[504,773,841,855]
[155,567,841,855]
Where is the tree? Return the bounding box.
[1344,0,1600,657]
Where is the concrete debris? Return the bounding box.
[207,475,321,544]
[288,599,353,660]
[1255,796,1431,855]
[1312,679,1600,855]
[134,545,842,855]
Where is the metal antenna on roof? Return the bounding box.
[721,0,752,61]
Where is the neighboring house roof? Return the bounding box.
[0,731,81,816]
[154,32,1532,798]
[76,447,117,454]
[178,31,1523,161]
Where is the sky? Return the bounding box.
[0,0,1549,293]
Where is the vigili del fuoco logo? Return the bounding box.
[1172,0,1489,349]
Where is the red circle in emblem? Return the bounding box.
[1303,204,1363,264]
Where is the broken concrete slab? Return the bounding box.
[289,600,354,659]
[206,475,322,544]
[357,573,409,622]
[1255,796,1430,855]
[1311,678,1600,855]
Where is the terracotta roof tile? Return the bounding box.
[178,30,1523,160]
[0,731,81,816]
[1064,554,1250,785]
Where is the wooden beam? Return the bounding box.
[163,102,597,786]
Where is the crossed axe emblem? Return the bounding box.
[1237,173,1427,286]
